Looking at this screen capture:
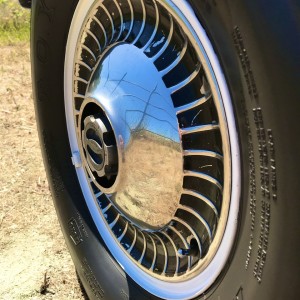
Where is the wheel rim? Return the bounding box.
[65,0,240,299]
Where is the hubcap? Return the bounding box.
[65,0,240,298]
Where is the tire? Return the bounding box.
[31,0,300,299]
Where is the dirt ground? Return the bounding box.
[0,45,85,299]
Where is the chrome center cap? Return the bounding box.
[82,115,117,178]
[86,43,183,229]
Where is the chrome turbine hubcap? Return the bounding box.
[65,0,240,298]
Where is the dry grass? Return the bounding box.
[0,44,85,299]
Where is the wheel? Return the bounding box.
[31,0,300,299]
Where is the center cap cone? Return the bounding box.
[84,43,183,229]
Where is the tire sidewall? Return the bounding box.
[31,0,300,299]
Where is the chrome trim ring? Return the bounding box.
[64,1,240,299]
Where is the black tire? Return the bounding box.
[31,0,300,299]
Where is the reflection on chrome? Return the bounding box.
[87,44,182,228]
